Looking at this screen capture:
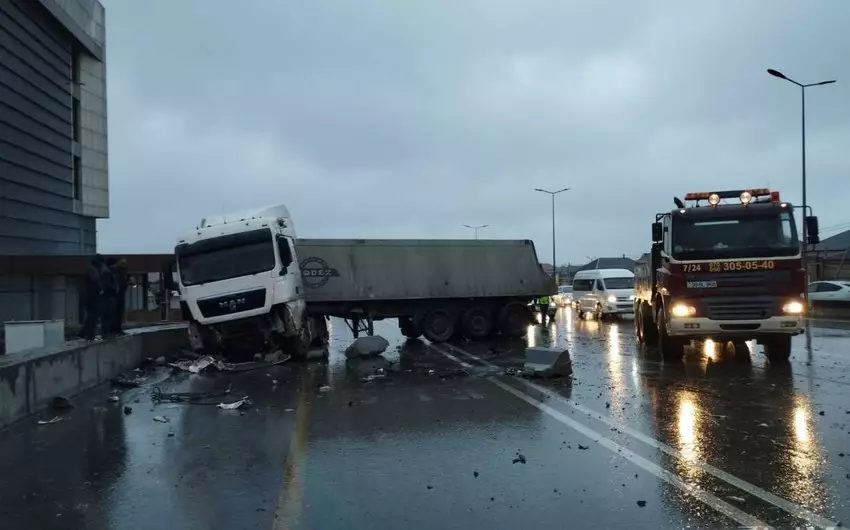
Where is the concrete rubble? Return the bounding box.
[345,335,389,359]
[522,347,573,378]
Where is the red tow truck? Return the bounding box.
[632,188,820,362]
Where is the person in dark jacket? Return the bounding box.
[80,254,105,340]
[101,258,119,338]
[110,257,129,334]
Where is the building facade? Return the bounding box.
[0,0,108,326]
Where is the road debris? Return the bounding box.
[636,500,647,507]
[522,347,572,378]
[37,416,62,425]
[318,385,331,393]
[108,395,120,403]
[217,398,250,410]
[51,396,73,410]
[153,416,169,423]
[345,335,390,359]
[169,352,290,374]
[123,406,132,415]
[151,386,234,405]
[512,452,527,464]
[111,377,141,388]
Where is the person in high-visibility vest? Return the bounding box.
[538,295,550,325]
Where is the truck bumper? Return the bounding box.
[668,316,803,338]
[603,303,634,316]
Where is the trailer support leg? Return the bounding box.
[344,318,373,338]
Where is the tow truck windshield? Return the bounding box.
[671,209,799,260]
[176,228,276,286]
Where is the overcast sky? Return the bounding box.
[97,0,850,266]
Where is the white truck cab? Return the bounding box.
[572,268,635,320]
[173,204,321,358]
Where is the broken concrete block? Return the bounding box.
[345,335,389,359]
[523,347,572,378]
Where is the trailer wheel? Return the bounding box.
[461,306,493,341]
[422,310,455,343]
[656,308,684,363]
[763,335,792,363]
[498,302,531,338]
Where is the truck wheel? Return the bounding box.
[634,306,643,343]
[498,302,531,338]
[641,303,658,347]
[657,309,684,362]
[423,310,455,343]
[462,306,493,341]
[763,336,791,363]
[286,317,311,361]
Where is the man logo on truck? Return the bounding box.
[300,257,340,288]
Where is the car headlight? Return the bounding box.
[782,300,804,315]
[607,295,617,303]
[670,303,696,318]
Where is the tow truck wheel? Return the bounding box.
[657,309,684,362]
[763,335,792,363]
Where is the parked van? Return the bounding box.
[571,268,635,319]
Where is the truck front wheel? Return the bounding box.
[657,309,684,362]
[423,310,455,343]
[763,335,792,363]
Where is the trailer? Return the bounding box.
[296,238,554,342]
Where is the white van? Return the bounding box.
[571,268,635,319]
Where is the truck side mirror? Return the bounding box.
[651,222,662,243]
[805,216,819,245]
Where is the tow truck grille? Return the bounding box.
[702,296,775,320]
[197,288,266,318]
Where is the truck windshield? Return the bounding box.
[671,210,799,260]
[601,277,633,289]
[176,228,276,286]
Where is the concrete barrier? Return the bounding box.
[0,324,187,429]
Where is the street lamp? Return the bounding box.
[462,224,489,240]
[534,187,571,283]
[767,68,836,352]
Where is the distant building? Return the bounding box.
[577,256,637,273]
[815,229,850,256]
[0,0,108,325]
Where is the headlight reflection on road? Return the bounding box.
[702,339,717,361]
[675,392,704,481]
[787,398,822,509]
[606,324,626,418]
[527,325,536,348]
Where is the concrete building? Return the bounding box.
[0,0,108,326]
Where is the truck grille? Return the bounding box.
[702,296,775,320]
[197,288,266,318]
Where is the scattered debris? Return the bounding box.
[345,335,390,359]
[217,398,250,410]
[758,423,769,427]
[111,377,141,389]
[473,471,479,478]
[318,385,331,393]
[819,411,825,416]
[169,352,290,374]
[636,500,647,507]
[727,496,746,503]
[360,374,387,382]
[108,395,120,403]
[51,396,73,410]
[578,444,589,450]
[151,386,233,405]
[426,485,433,490]
[512,452,527,464]
[123,406,132,415]
[37,416,62,425]
[153,416,170,423]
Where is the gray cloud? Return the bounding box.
[99,0,850,265]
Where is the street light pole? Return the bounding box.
[534,187,570,283]
[462,224,489,240]
[767,68,836,353]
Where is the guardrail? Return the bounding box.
[810,300,850,320]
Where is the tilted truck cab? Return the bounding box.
[633,188,819,362]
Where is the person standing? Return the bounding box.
[80,255,105,340]
[101,258,119,338]
[538,295,550,325]
[110,257,129,334]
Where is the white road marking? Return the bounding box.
[437,343,839,530]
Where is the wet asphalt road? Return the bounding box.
[2,309,850,529]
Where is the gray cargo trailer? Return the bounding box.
[295,239,555,342]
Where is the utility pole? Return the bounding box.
[462,224,489,240]
[534,187,570,283]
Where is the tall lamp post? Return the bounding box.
[767,68,836,352]
[462,224,489,240]
[534,187,570,283]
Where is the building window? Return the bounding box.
[73,156,82,200]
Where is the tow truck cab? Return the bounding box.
[633,188,820,362]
